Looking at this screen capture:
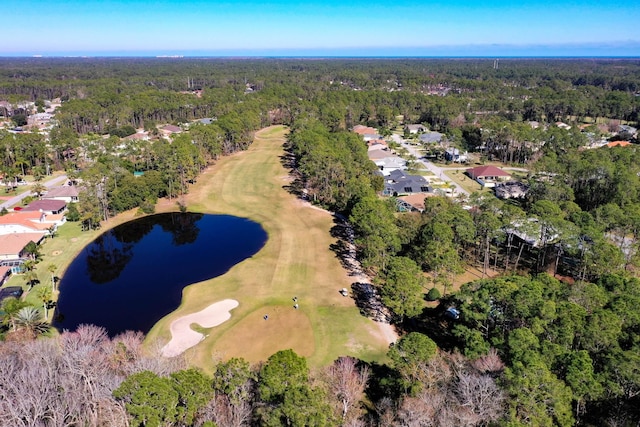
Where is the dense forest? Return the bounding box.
[1,58,640,426]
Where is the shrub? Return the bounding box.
[426,287,441,301]
[66,203,80,221]
[139,198,156,214]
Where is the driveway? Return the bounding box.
[394,136,469,196]
[0,174,68,210]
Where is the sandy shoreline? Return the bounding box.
[161,299,239,357]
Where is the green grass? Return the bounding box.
[443,170,491,194]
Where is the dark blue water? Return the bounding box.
[53,213,267,337]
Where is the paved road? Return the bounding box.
[0,174,68,210]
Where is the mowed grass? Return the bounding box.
[443,170,490,194]
[146,126,391,370]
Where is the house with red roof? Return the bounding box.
[0,211,65,236]
[607,141,632,148]
[466,165,511,187]
[396,193,438,212]
[352,125,378,135]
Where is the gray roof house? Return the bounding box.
[419,131,444,144]
[42,185,80,203]
[619,124,637,136]
[383,170,433,196]
[374,156,407,176]
[405,124,428,134]
[369,150,407,176]
[495,181,529,199]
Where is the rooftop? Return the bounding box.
[0,233,45,256]
[22,199,67,212]
[42,185,80,199]
[466,165,511,179]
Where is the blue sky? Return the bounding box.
[2,0,640,56]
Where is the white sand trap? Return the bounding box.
[161,299,239,357]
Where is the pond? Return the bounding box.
[53,212,267,337]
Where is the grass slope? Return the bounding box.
[146,126,391,369]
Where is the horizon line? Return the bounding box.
[2,55,640,59]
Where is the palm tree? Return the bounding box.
[24,270,39,290]
[22,242,40,261]
[1,297,30,331]
[47,264,57,292]
[31,182,47,198]
[13,159,29,177]
[32,165,45,182]
[14,306,49,337]
[36,287,52,320]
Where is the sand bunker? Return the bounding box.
[161,299,239,357]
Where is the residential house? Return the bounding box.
[396,193,437,212]
[369,150,407,176]
[504,218,559,248]
[368,149,392,161]
[123,131,150,142]
[466,165,511,187]
[367,139,388,151]
[362,133,384,142]
[0,211,65,236]
[352,125,377,135]
[375,157,407,176]
[27,112,53,127]
[444,148,468,163]
[495,181,529,199]
[618,124,637,136]
[419,131,444,144]
[405,124,427,134]
[383,169,432,196]
[42,185,80,203]
[0,233,45,261]
[607,141,632,148]
[22,199,67,215]
[160,124,182,137]
[556,122,572,130]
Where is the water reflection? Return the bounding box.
[84,212,204,283]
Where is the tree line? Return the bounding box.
[0,323,506,427]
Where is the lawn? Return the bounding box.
[145,126,392,370]
[443,169,490,195]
